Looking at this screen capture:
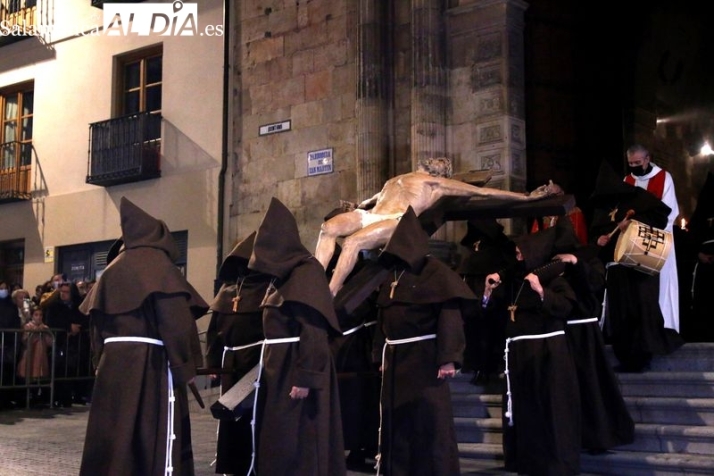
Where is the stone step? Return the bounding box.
[617,371,714,398]
[451,393,502,419]
[605,343,714,372]
[452,388,714,426]
[455,417,714,457]
[623,423,714,456]
[452,370,714,400]
[625,396,714,425]
[454,417,502,444]
[458,443,714,476]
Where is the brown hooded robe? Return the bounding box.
[78,197,208,476]
[489,227,581,476]
[205,231,270,474]
[373,207,474,476]
[248,197,346,476]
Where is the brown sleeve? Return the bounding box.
[154,293,200,385]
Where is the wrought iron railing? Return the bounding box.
[90,0,145,9]
[0,0,37,46]
[87,112,161,187]
[0,140,32,202]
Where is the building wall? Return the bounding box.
[0,0,224,313]
[229,0,359,253]
[227,0,531,253]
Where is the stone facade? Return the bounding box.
[229,0,529,252]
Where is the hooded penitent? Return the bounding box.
[209,231,273,320]
[206,231,269,475]
[208,230,269,328]
[457,218,516,276]
[377,207,475,304]
[249,197,340,332]
[77,196,208,476]
[513,226,556,272]
[373,206,472,476]
[247,197,346,476]
[589,161,671,230]
[80,197,208,318]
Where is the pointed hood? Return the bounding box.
[218,232,257,282]
[120,197,179,261]
[376,207,475,305]
[79,197,208,318]
[105,238,124,265]
[589,161,636,209]
[457,218,516,276]
[249,197,341,334]
[249,198,312,279]
[589,161,671,230]
[378,207,429,273]
[459,218,506,248]
[553,215,579,254]
[513,227,556,271]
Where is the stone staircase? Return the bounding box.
[450,343,714,475]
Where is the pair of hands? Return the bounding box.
[290,386,309,399]
[483,272,544,300]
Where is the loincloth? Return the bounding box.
[355,209,403,227]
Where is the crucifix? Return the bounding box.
[507,304,517,322]
[231,295,242,313]
[390,270,406,299]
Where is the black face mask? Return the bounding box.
[629,164,652,177]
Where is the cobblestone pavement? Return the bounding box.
[0,404,382,476]
[0,403,510,475]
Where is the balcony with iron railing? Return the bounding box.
[91,0,145,9]
[87,111,162,187]
[0,0,38,47]
[0,140,32,203]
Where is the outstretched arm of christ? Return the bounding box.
[430,176,549,201]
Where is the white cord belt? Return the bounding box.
[503,330,565,427]
[209,339,267,469]
[104,336,164,346]
[245,336,300,476]
[221,340,265,370]
[566,317,599,325]
[104,337,174,475]
[342,319,377,336]
[375,333,437,476]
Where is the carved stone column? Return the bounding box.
[356,0,389,201]
[410,0,447,169]
[447,0,529,193]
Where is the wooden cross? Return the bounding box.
[389,281,398,299]
[507,304,517,322]
[232,295,242,312]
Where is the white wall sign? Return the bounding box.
[44,247,54,263]
[259,120,291,136]
[307,148,333,176]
